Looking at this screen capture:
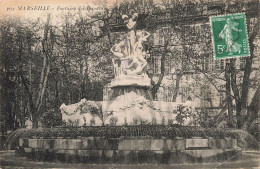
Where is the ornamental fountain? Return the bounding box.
[105,12,164,125]
[13,13,242,164]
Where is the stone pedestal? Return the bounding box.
[108,74,152,103]
[105,74,156,125]
[108,86,153,102]
[109,74,151,89]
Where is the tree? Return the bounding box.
[0,16,47,129]
[145,0,259,131]
[19,14,53,128]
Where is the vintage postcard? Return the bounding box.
[0,0,259,168]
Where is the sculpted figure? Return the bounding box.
[136,30,150,73]
[126,48,146,76]
[127,30,150,75]
[110,40,126,59]
[110,13,151,76]
[122,13,138,56]
[136,30,150,42]
[110,38,130,76]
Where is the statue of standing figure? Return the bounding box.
[110,13,150,76]
[219,18,242,55]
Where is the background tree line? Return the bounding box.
[0,10,114,129]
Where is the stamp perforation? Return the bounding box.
[209,13,250,60]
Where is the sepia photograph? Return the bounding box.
[0,0,259,168]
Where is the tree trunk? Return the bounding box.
[240,39,255,112]
[243,85,260,131]
[151,43,167,99]
[241,11,259,130]
[230,10,259,128]
[172,73,182,102]
[33,14,51,127]
[20,73,38,127]
[230,59,243,128]
[224,61,234,127]
[79,58,85,99]
[104,19,112,47]
[22,14,51,128]
[36,47,50,111]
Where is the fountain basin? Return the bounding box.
[16,137,241,164]
[14,126,242,164]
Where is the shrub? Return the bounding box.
[152,118,157,125]
[90,118,95,126]
[41,109,61,127]
[123,117,128,126]
[133,118,138,125]
[161,116,165,125]
[109,117,118,126]
[174,104,199,126]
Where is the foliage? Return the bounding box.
[140,119,149,125]
[109,117,118,126]
[168,119,173,126]
[40,109,61,128]
[161,116,166,125]
[231,129,259,151]
[196,109,219,128]
[90,118,96,126]
[174,104,199,126]
[151,118,157,125]
[0,11,114,130]
[66,119,80,127]
[123,117,128,126]
[8,126,239,140]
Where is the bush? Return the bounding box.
[109,117,118,126]
[7,126,241,141]
[41,109,62,127]
[173,104,199,126]
[230,129,259,151]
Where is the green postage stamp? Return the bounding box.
[210,13,249,60]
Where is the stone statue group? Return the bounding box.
[110,13,150,76]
